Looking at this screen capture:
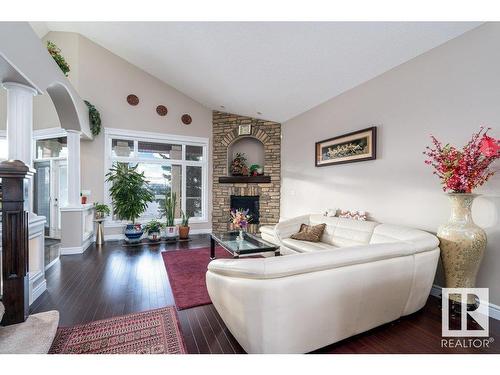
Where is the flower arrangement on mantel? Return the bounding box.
[423,127,499,193]
[47,41,71,76]
[230,208,252,231]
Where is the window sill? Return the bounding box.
[104,219,208,228]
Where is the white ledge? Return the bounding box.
[60,204,94,212]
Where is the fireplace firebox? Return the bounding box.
[230,195,260,224]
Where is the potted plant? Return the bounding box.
[160,192,177,240]
[143,219,164,242]
[179,210,191,240]
[93,202,110,220]
[105,163,154,243]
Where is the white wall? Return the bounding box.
[2,31,213,233]
[281,23,500,304]
[71,33,213,232]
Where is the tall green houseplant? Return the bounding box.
[105,164,154,223]
[161,192,177,226]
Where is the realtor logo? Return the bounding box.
[442,288,489,337]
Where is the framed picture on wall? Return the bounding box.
[315,126,377,167]
[238,124,252,136]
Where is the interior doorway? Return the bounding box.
[34,159,68,238]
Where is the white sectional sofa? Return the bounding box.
[206,214,440,354]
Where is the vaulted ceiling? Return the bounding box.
[31,22,481,122]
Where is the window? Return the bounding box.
[35,137,67,159]
[106,129,208,223]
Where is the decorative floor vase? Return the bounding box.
[437,193,487,304]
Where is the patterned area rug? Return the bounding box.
[49,307,186,354]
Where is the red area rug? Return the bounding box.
[49,307,186,354]
[162,247,233,310]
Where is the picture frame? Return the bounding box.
[238,124,252,136]
[315,126,377,167]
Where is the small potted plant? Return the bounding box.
[143,219,163,242]
[249,164,264,176]
[105,163,154,243]
[179,210,191,240]
[160,192,177,240]
[93,202,110,220]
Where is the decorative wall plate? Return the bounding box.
[127,94,139,106]
[181,114,192,125]
[156,105,168,116]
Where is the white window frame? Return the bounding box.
[104,127,209,225]
[33,127,68,162]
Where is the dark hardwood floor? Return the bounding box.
[32,235,500,354]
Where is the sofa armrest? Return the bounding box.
[207,242,425,280]
[274,214,310,240]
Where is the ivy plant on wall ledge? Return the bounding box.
[46,41,71,76]
[84,100,102,137]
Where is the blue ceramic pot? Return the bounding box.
[124,223,143,243]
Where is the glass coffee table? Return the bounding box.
[210,231,280,259]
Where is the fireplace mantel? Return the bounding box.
[219,176,271,184]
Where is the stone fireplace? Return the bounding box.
[212,111,281,233]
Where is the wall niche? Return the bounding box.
[227,137,265,176]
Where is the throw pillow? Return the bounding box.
[290,223,326,242]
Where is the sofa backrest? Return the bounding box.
[370,223,439,253]
[308,214,379,247]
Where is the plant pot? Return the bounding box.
[179,226,190,240]
[164,225,178,240]
[95,212,104,220]
[437,193,487,305]
[147,231,161,242]
[124,223,143,243]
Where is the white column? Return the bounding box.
[2,82,47,303]
[66,129,81,207]
[2,82,37,165]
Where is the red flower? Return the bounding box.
[423,127,499,193]
[480,135,500,157]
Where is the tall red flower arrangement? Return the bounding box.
[423,127,499,193]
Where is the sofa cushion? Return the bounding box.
[282,238,337,253]
[290,223,326,242]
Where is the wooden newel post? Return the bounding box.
[0,160,33,326]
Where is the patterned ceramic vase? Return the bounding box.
[437,193,487,304]
[124,223,143,243]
